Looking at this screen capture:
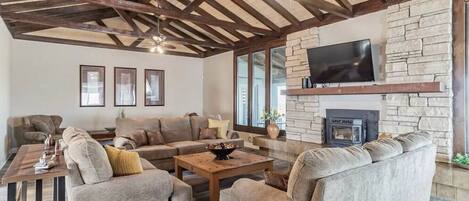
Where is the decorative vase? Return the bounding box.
[44,134,55,148]
[267,121,280,139]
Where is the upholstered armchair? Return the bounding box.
[13,115,64,147]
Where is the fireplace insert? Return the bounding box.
[325,109,379,147]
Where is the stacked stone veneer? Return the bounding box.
[285,0,453,162]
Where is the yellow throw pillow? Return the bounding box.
[208,119,230,139]
[105,145,143,176]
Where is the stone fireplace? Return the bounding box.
[325,109,379,147]
[285,0,454,162]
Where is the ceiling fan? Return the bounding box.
[150,17,176,54]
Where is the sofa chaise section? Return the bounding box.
[221,131,436,201]
[62,127,192,201]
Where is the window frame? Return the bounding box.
[233,40,286,135]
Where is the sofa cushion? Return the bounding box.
[166,141,207,155]
[105,145,143,176]
[140,158,156,170]
[197,138,244,148]
[63,127,113,184]
[396,131,432,152]
[63,127,90,145]
[115,117,160,138]
[190,116,209,140]
[363,138,403,162]
[132,145,177,161]
[287,146,372,201]
[160,117,192,143]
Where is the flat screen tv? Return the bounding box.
[307,39,374,84]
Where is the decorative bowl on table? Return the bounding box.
[207,143,237,160]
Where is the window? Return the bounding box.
[270,47,287,130]
[234,44,286,134]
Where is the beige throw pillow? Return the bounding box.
[208,119,230,139]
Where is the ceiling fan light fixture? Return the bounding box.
[149,46,156,53]
[156,45,164,54]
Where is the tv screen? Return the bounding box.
[307,39,374,84]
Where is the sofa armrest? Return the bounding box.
[113,137,136,150]
[227,130,239,139]
[23,131,47,142]
[70,169,173,201]
[171,176,192,201]
[220,178,290,201]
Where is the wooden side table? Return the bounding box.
[2,145,69,201]
[174,151,273,201]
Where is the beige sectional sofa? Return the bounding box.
[62,127,192,201]
[114,116,244,170]
[221,131,436,201]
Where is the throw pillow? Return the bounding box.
[146,131,165,145]
[199,128,217,140]
[128,130,148,147]
[31,119,54,134]
[208,119,230,139]
[264,171,289,191]
[105,145,143,176]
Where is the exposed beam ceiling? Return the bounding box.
[0,0,409,58]
[82,0,273,35]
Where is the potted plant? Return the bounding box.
[261,109,283,139]
[453,153,469,170]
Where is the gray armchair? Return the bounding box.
[13,115,64,147]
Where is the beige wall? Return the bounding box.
[0,19,12,165]
[203,51,234,127]
[10,40,204,130]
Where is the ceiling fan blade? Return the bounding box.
[162,43,177,50]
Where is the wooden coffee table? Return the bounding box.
[174,150,273,201]
[2,144,69,201]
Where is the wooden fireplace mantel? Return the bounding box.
[284,82,445,96]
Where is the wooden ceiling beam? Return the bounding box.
[263,0,300,27]
[95,19,124,47]
[82,0,272,35]
[297,1,324,21]
[160,29,205,56]
[182,0,204,13]
[232,0,280,33]
[114,9,143,34]
[294,0,353,19]
[335,0,353,12]
[10,8,118,34]
[13,33,203,57]
[174,0,239,45]
[1,12,233,49]
[0,0,84,13]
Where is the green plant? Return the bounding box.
[260,109,283,123]
[453,153,469,165]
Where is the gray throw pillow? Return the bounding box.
[147,131,165,145]
[31,119,54,134]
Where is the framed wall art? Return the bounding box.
[80,65,105,107]
[114,67,137,107]
[145,69,165,106]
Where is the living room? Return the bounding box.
[0,0,467,200]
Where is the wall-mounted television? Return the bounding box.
[307,39,374,84]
